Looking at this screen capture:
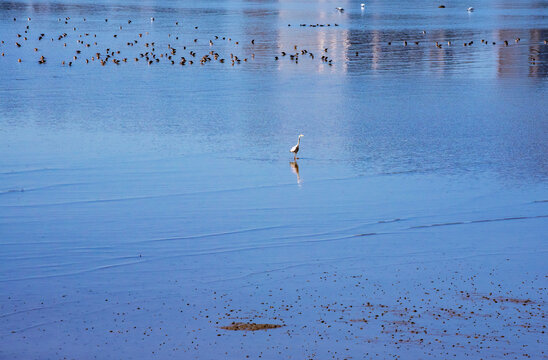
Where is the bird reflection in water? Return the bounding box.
[289,160,302,185]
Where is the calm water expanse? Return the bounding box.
[1,0,547,359]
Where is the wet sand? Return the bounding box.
[1,156,546,358]
[0,0,547,359]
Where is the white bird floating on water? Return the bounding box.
[290,134,304,159]
[467,7,474,12]
[336,7,344,12]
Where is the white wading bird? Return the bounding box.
[336,7,344,12]
[290,134,304,159]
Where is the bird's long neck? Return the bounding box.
[297,137,301,145]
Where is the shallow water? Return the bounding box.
[1,0,547,359]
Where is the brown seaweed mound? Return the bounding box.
[220,322,283,331]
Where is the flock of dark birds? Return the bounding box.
[1,14,546,69]
[3,16,255,67]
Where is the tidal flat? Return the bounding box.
[0,0,547,359]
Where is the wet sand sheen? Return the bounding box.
[0,0,547,359]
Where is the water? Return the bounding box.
[1,0,547,359]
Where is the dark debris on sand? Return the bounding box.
[220,322,283,331]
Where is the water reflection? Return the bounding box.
[496,29,548,78]
[0,0,546,76]
[0,0,546,183]
[289,160,301,185]
[529,29,547,78]
[340,26,548,77]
